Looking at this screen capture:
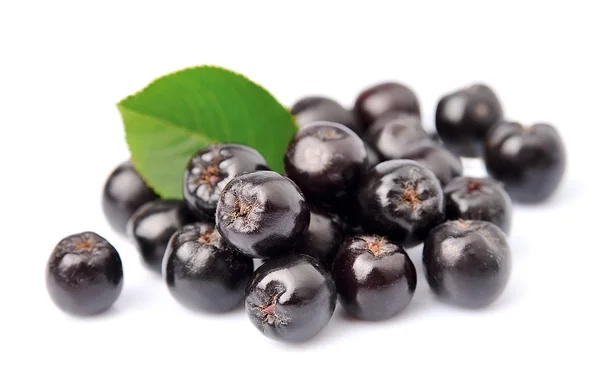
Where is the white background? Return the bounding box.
[1,1,599,391]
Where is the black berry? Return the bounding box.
[183,144,269,219]
[284,121,367,201]
[291,96,361,134]
[484,121,566,203]
[102,160,158,235]
[444,176,512,234]
[358,160,445,247]
[354,82,421,128]
[215,171,310,258]
[435,83,504,157]
[163,222,253,312]
[293,205,344,270]
[396,139,463,186]
[128,199,196,273]
[423,220,512,308]
[332,235,416,321]
[46,232,123,316]
[245,253,336,342]
[366,114,430,160]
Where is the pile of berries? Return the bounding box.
[46,81,566,343]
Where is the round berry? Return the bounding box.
[484,121,566,203]
[332,235,416,321]
[293,205,344,270]
[183,144,269,219]
[354,82,421,128]
[358,160,445,247]
[102,160,158,235]
[283,121,367,201]
[366,114,430,160]
[396,139,463,186]
[245,253,336,342]
[444,176,512,234]
[291,96,361,134]
[46,232,123,316]
[435,83,504,157]
[163,222,253,312]
[215,171,310,258]
[128,199,196,273]
[422,220,512,309]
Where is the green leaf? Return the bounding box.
[118,66,297,199]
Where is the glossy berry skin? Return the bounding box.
[422,220,512,309]
[367,114,430,160]
[293,206,345,270]
[284,121,367,201]
[358,160,445,248]
[435,83,504,157]
[163,222,253,312]
[215,171,310,259]
[397,139,463,186]
[444,176,512,234]
[183,144,269,220]
[354,82,421,128]
[102,160,158,235]
[128,199,196,273]
[46,232,123,316]
[291,96,362,134]
[245,253,336,342]
[484,121,566,203]
[364,142,381,168]
[332,235,416,321]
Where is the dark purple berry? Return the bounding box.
[291,96,362,134]
[332,235,416,321]
[183,144,269,219]
[284,121,367,201]
[366,114,430,160]
[354,82,421,128]
[245,253,336,342]
[102,160,158,235]
[435,83,504,157]
[484,121,566,203]
[46,232,123,316]
[444,176,512,234]
[215,171,310,258]
[423,220,512,309]
[163,222,253,312]
[396,139,463,186]
[358,160,445,247]
[293,206,344,270]
[128,199,196,273]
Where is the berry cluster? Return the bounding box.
[46,81,566,343]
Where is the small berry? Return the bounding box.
[484,121,566,203]
[46,232,123,316]
[444,176,512,233]
[128,200,196,273]
[423,220,512,308]
[293,205,344,270]
[291,96,362,134]
[354,82,421,128]
[358,160,445,247]
[367,114,430,160]
[332,235,416,321]
[284,121,367,201]
[215,171,310,258]
[183,144,269,219]
[245,253,336,342]
[102,160,158,235]
[435,83,504,157]
[396,139,463,186]
[163,222,253,312]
